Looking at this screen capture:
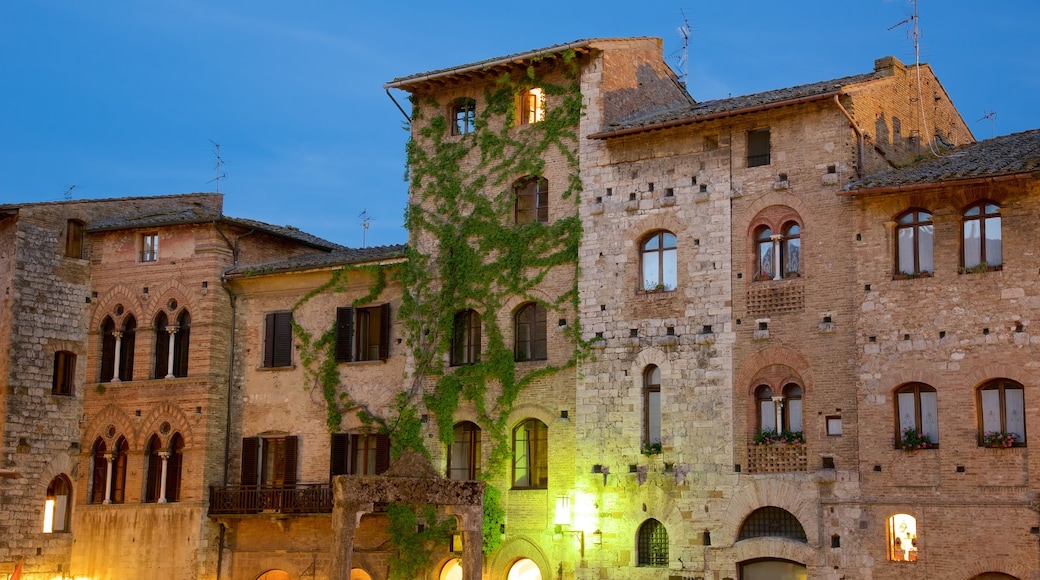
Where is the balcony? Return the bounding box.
[209,484,333,515]
[746,444,807,474]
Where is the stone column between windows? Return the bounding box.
[329,500,373,580]
[111,331,123,382]
[165,326,179,379]
[158,451,171,503]
[103,452,115,504]
[772,396,784,432]
[770,235,783,280]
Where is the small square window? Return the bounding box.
[827,416,842,436]
[518,88,545,125]
[141,233,158,262]
[451,98,476,136]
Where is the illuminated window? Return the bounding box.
[978,379,1025,446]
[962,201,1001,270]
[514,303,547,362]
[451,98,476,136]
[895,383,938,449]
[636,518,668,567]
[451,310,481,366]
[141,232,158,262]
[644,366,661,445]
[514,176,549,224]
[43,475,72,533]
[52,351,76,396]
[895,209,933,276]
[887,513,918,562]
[512,419,547,489]
[447,422,481,481]
[641,231,677,291]
[518,88,545,125]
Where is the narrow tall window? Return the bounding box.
[43,475,73,533]
[641,232,677,291]
[962,201,1002,270]
[118,316,136,381]
[782,223,801,277]
[512,419,548,489]
[895,210,933,276]
[334,305,391,363]
[747,128,771,167]
[141,233,158,262]
[451,310,481,366]
[90,438,107,504]
[110,436,129,503]
[518,88,545,125]
[887,514,918,562]
[52,351,76,396]
[783,384,803,432]
[636,519,669,567]
[173,311,191,377]
[66,220,85,258]
[451,98,476,135]
[755,227,774,280]
[756,386,776,433]
[895,383,938,448]
[166,433,184,502]
[145,434,163,503]
[154,312,170,379]
[514,303,547,362]
[644,366,661,446]
[263,312,293,368]
[514,176,549,224]
[978,379,1025,445]
[100,317,116,382]
[447,422,481,481]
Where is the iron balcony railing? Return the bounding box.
[208,483,333,515]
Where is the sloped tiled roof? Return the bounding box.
[846,128,1040,194]
[590,71,879,139]
[224,244,407,278]
[88,212,343,250]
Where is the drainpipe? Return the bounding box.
[833,94,864,179]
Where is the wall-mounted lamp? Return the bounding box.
[449,532,464,552]
[592,529,602,546]
[554,495,571,526]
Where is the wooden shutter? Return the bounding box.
[282,436,298,486]
[241,437,259,485]
[263,313,276,367]
[378,303,391,361]
[334,307,354,362]
[330,433,349,478]
[273,312,293,367]
[375,433,391,475]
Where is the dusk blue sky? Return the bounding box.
[2,1,1037,248]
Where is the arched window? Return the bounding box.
[439,559,463,580]
[153,312,170,379]
[111,436,129,503]
[887,513,918,561]
[506,558,542,580]
[173,311,190,377]
[451,310,481,366]
[514,176,548,223]
[145,434,163,503]
[755,386,776,433]
[641,231,677,291]
[755,383,803,440]
[512,419,547,489]
[962,201,1002,270]
[167,433,184,502]
[100,317,116,382]
[43,475,73,533]
[895,209,933,276]
[119,316,136,381]
[644,366,661,446]
[754,227,773,280]
[636,518,668,567]
[451,98,476,136]
[518,88,545,125]
[782,222,801,277]
[737,507,807,542]
[90,438,107,504]
[895,383,938,449]
[978,379,1025,446]
[514,303,547,362]
[782,384,802,432]
[447,422,481,481]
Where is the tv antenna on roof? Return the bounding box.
[888,0,937,155]
[359,209,373,248]
[63,184,77,201]
[208,139,228,192]
[977,110,996,138]
[669,9,692,89]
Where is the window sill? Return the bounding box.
[257,365,296,372]
[340,359,387,366]
[958,264,1003,275]
[891,272,933,281]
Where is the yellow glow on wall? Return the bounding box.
[43,498,55,533]
[554,495,571,525]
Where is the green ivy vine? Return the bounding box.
[386,502,457,580]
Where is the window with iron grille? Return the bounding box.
[737,506,807,542]
[637,518,668,567]
[747,128,771,167]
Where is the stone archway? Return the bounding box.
[969,574,1019,580]
[256,570,292,580]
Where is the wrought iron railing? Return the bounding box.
[208,483,333,515]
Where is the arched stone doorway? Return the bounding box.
[256,571,291,580]
[739,558,807,580]
[506,558,542,580]
[970,574,1019,580]
[350,569,373,580]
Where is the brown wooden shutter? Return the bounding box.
[330,433,349,478]
[272,312,293,367]
[241,437,259,485]
[334,307,354,362]
[378,303,391,361]
[375,433,391,475]
[263,313,276,367]
[283,436,298,486]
